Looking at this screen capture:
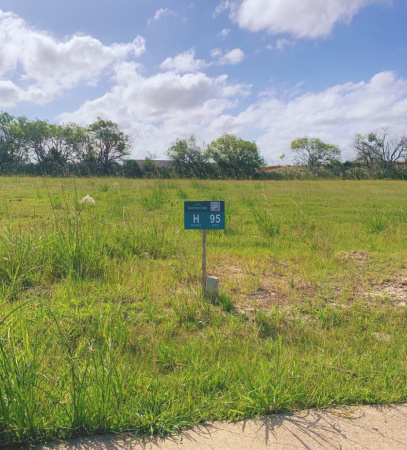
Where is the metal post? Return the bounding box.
[202,229,207,293]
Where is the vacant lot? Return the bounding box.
[1,177,407,447]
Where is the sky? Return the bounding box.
[0,0,407,163]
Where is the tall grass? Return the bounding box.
[0,190,176,294]
[249,195,281,237]
[141,186,168,210]
[0,210,110,289]
[2,299,407,446]
[362,205,390,233]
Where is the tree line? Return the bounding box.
[286,130,407,180]
[0,112,265,178]
[1,111,406,179]
[0,113,131,176]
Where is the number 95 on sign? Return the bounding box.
[184,201,225,230]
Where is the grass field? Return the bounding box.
[1,177,407,447]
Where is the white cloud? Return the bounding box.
[160,49,207,74]
[267,38,293,51]
[209,72,407,162]
[218,48,245,65]
[223,0,387,39]
[0,10,145,107]
[59,62,250,157]
[209,48,245,65]
[219,28,231,38]
[148,8,176,24]
[160,47,245,75]
[210,48,223,58]
[0,80,23,107]
[276,38,292,50]
[213,1,234,17]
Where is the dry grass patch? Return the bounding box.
[336,250,370,267]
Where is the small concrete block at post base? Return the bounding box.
[206,276,219,296]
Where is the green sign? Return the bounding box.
[184,201,225,230]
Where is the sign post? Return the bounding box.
[184,201,225,294]
[202,230,207,292]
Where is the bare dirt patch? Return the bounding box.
[214,263,291,313]
[239,286,280,313]
[237,271,315,314]
[216,256,407,314]
[360,275,407,306]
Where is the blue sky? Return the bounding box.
[1,0,407,163]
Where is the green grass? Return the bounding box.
[1,177,407,447]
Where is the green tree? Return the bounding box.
[88,118,130,175]
[18,119,81,173]
[206,134,265,178]
[353,128,407,169]
[19,119,52,166]
[291,137,341,168]
[62,123,97,175]
[62,123,91,161]
[167,136,209,178]
[0,112,16,170]
[123,159,143,178]
[142,157,160,178]
[0,112,29,171]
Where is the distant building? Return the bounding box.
[133,159,171,168]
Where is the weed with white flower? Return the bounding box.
[80,194,95,204]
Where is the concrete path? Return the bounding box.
[37,404,407,449]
